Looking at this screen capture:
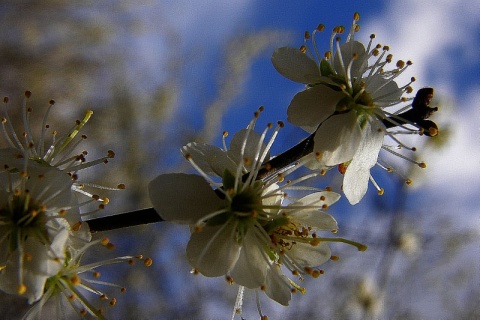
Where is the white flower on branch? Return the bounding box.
[271,13,437,204]
[149,108,366,312]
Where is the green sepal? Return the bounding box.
[320,59,335,77]
[222,169,236,190]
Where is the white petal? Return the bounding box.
[290,191,340,207]
[343,119,385,204]
[366,75,403,107]
[289,210,338,231]
[261,183,283,214]
[271,47,320,84]
[228,129,268,171]
[333,41,367,78]
[229,230,268,288]
[182,142,236,177]
[287,86,345,132]
[148,173,224,223]
[286,241,332,268]
[314,111,362,166]
[26,165,73,212]
[264,263,292,306]
[186,221,241,277]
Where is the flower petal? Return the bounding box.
[343,118,385,204]
[286,241,332,268]
[228,129,268,172]
[182,142,237,177]
[186,221,241,277]
[148,173,224,223]
[264,263,292,306]
[229,230,267,288]
[289,210,338,231]
[271,47,320,84]
[366,74,403,107]
[291,191,340,207]
[287,86,345,132]
[333,41,367,79]
[314,111,362,166]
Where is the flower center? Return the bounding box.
[0,192,49,253]
[230,187,262,214]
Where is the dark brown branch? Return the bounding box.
[85,133,316,232]
[86,207,163,232]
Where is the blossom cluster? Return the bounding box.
[148,12,438,319]
[0,92,151,319]
[0,11,439,320]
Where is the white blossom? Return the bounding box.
[271,13,435,204]
[149,109,366,309]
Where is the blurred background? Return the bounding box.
[1,0,479,319]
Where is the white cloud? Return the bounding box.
[361,0,480,210]
[361,0,479,91]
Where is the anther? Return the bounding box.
[353,12,360,21]
[18,284,27,295]
[405,178,413,185]
[144,257,153,267]
[226,275,234,285]
[71,275,81,285]
[72,221,82,231]
[300,45,307,53]
[117,184,126,189]
[316,24,325,32]
[330,255,339,261]
[418,162,427,168]
[312,270,322,278]
[24,91,31,98]
[338,163,347,174]
[304,31,310,39]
